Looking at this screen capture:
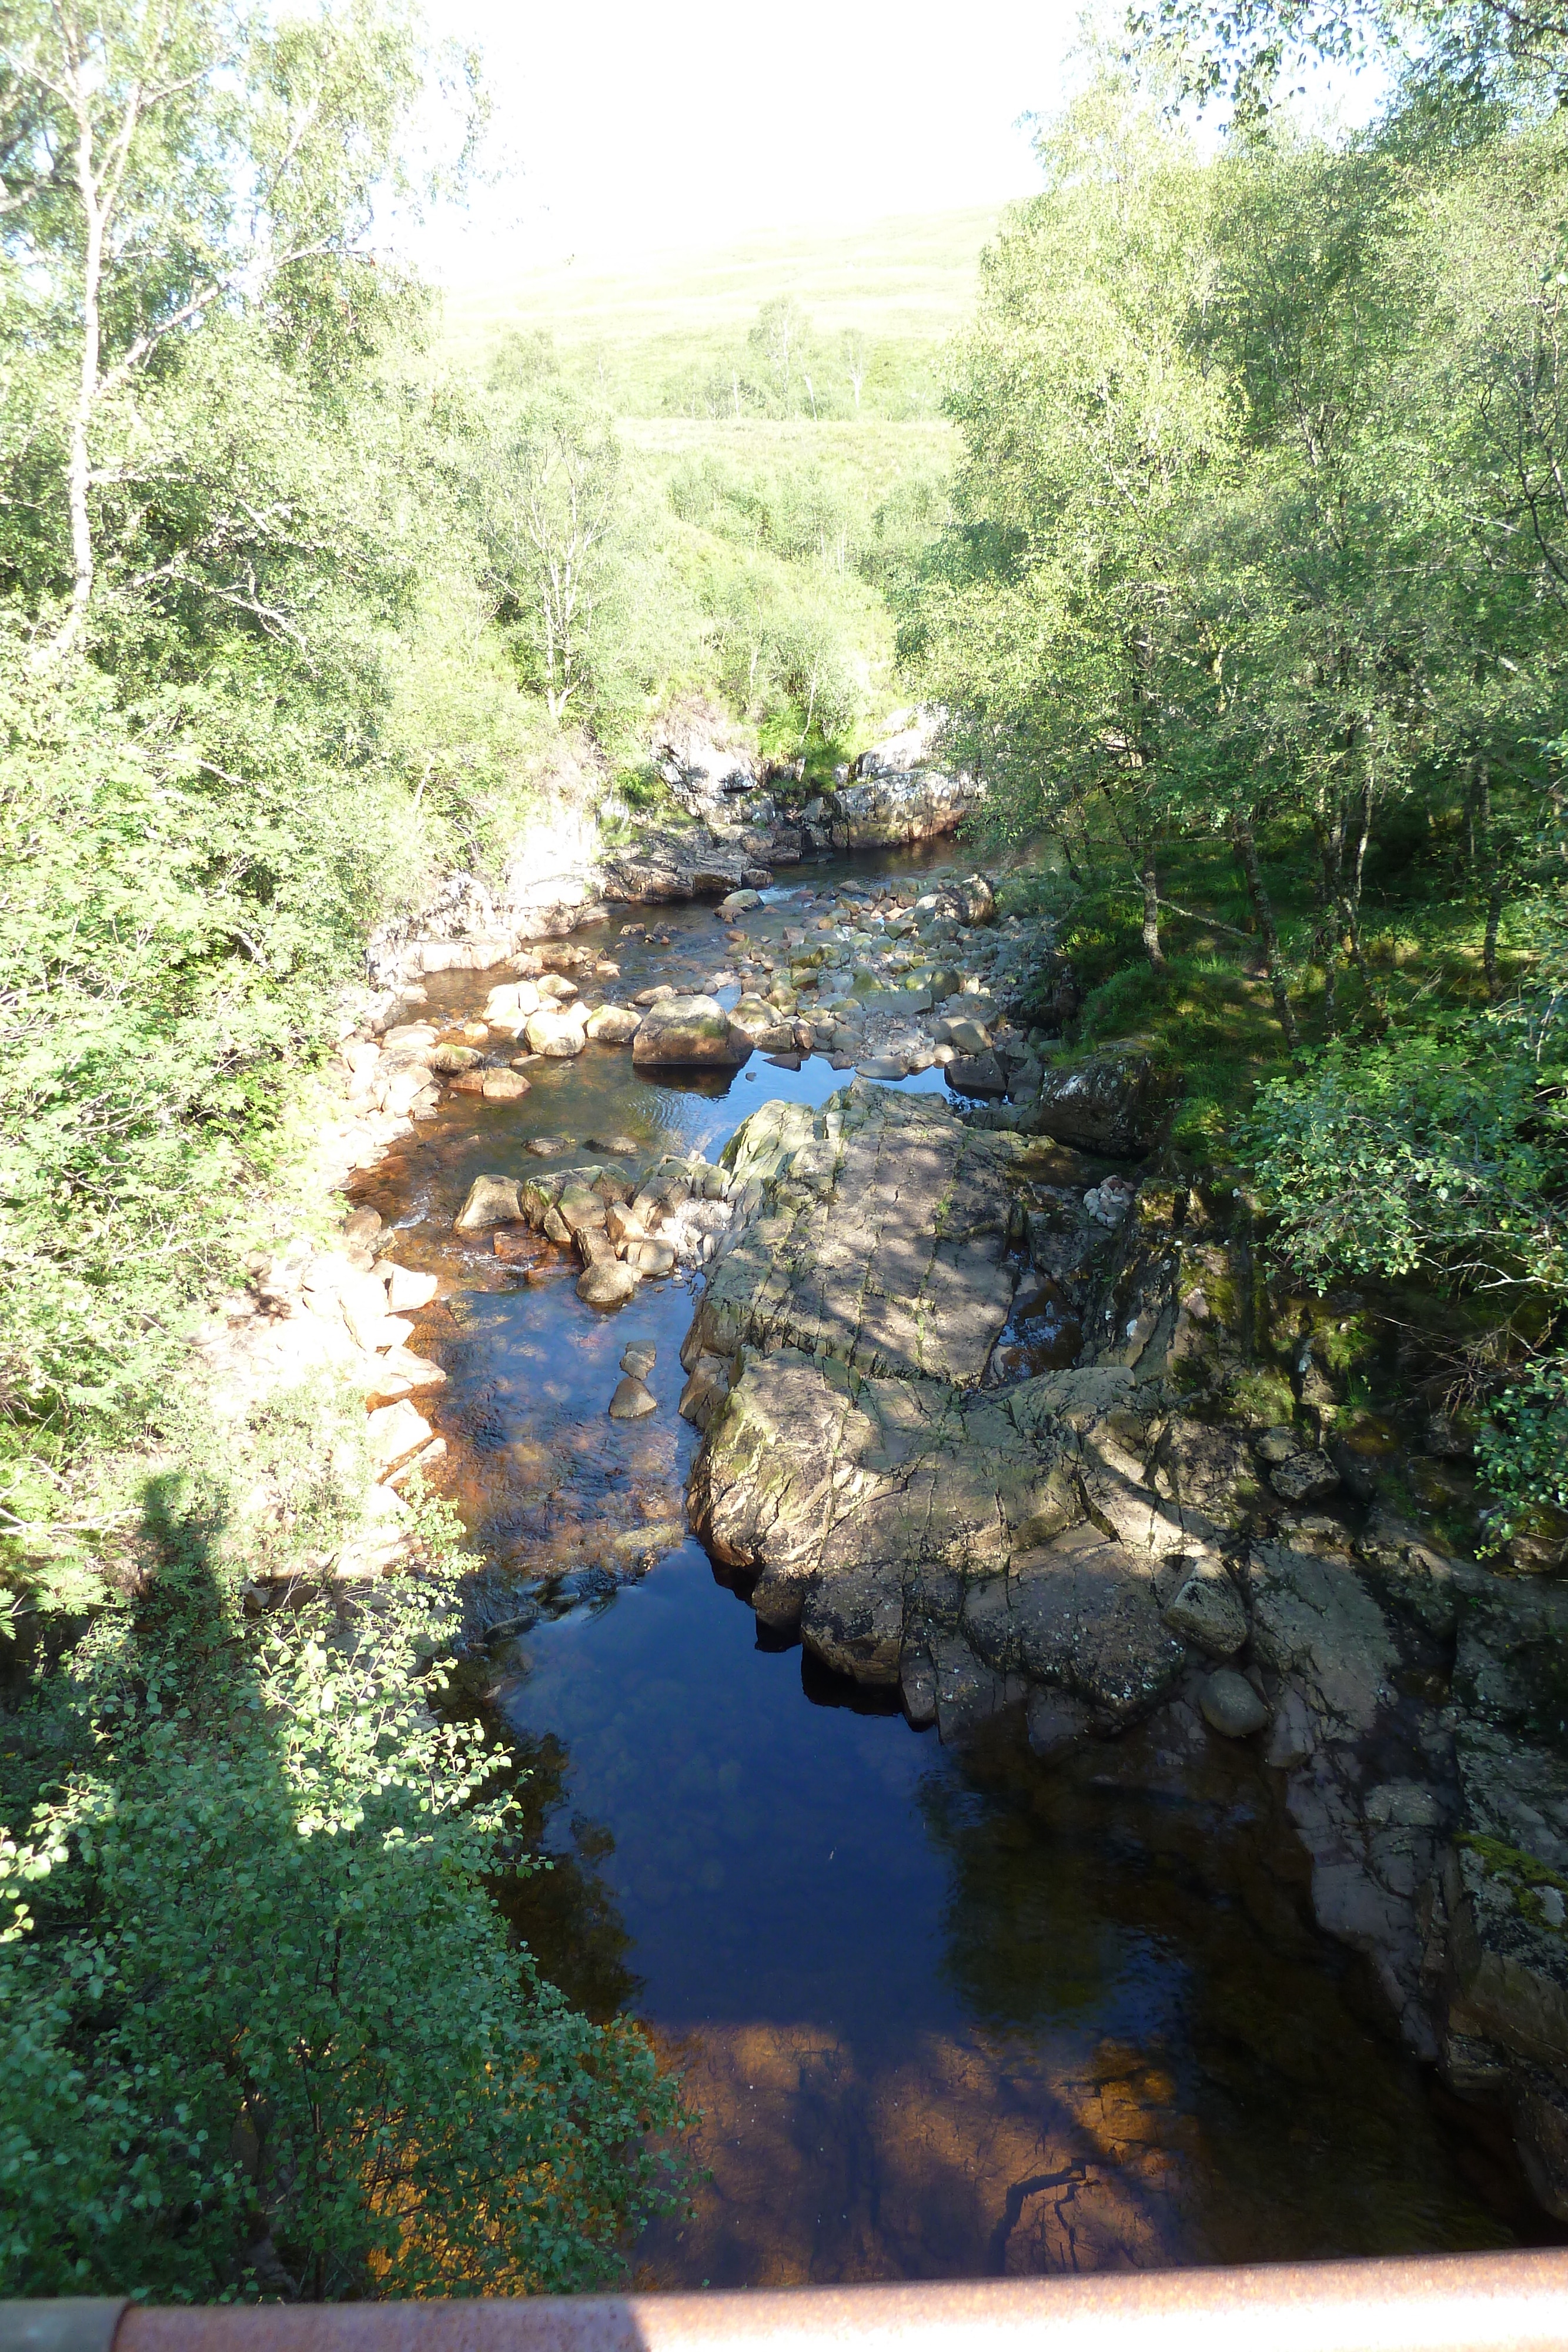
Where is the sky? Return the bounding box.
[399,0,1085,285]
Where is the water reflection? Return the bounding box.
[490,1553,1513,2284]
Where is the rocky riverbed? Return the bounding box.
[194,814,1568,2275]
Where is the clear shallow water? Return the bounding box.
[352,847,1534,2285]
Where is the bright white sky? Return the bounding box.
[402,0,1085,285]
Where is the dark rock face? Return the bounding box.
[1028,1048,1175,1156]
[674,1078,1568,2219]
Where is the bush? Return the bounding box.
[0,1442,686,2301]
[1244,1025,1562,1293]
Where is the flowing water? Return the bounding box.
[350,845,1536,2286]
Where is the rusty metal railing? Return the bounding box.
[6,2252,1568,2352]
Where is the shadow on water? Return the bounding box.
[351,847,1545,2288]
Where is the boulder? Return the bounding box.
[1199,1669,1271,1739]
[525,1007,587,1058]
[366,1398,432,1472]
[1271,1448,1342,1505]
[585,1004,641,1043]
[454,1175,521,1234]
[1164,1565,1249,1657]
[945,1051,1008,1096]
[1031,1049,1174,1156]
[481,1068,530,1101]
[632,994,753,1070]
[577,1262,638,1308]
[385,1265,439,1313]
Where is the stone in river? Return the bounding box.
[385,1265,439,1312]
[765,1052,804,1070]
[586,1004,640,1043]
[634,983,676,1007]
[621,1342,657,1379]
[577,1262,638,1308]
[526,1135,577,1157]
[589,1133,643,1157]
[719,888,763,913]
[609,1374,658,1419]
[481,1068,530,1100]
[632,994,753,1070]
[855,1056,908,1080]
[525,1007,587,1058]
[945,1051,1008,1095]
[939,1015,992,1055]
[454,1174,521,1233]
[1199,1669,1271,1739]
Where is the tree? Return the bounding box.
[482,390,619,722]
[840,326,871,412]
[1128,0,1568,123]
[911,75,1230,968]
[0,0,476,660]
[748,295,810,409]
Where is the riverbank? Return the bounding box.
[268,834,1559,2278]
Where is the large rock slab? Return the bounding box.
[683,1085,1200,1731]
[687,1084,1024,1387]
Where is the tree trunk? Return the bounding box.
[1312,797,1343,1035]
[1231,816,1301,1053]
[1139,842,1166,972]
[48,109,106,663]
[1479,760,1505,1001]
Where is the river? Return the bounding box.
[347,844,1529,2287]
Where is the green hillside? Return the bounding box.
[440,205,1001,419]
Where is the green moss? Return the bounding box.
[1229,1368,1296,1424]
[1458,1835,1568,1933]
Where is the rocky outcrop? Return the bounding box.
[674,1078,1568,2213]
[651,708,764,820]
[801,769,986,852]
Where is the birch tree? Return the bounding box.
[482,392,619,722]
[0,0,463,661]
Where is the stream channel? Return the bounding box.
[350,843,1530,2287]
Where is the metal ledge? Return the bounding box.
[5,2251,1564,2352]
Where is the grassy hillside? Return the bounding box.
[441,206,999,419]
[441,214,988,776]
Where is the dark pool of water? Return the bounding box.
[352,846,1533,2285]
